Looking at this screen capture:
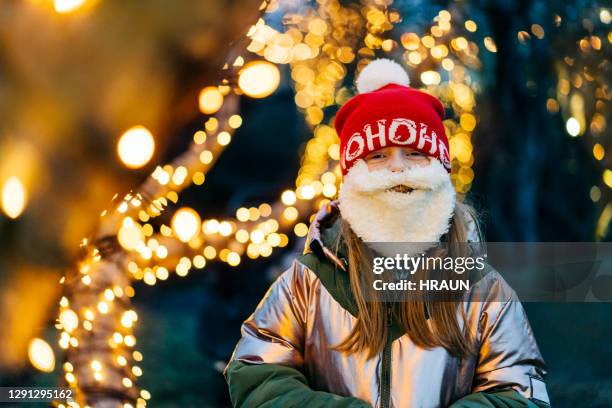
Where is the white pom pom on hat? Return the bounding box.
[355,58,410,94]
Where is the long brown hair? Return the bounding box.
[333,201,481,360]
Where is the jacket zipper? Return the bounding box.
[380,304,393,408]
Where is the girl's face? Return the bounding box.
[363,146,430,172]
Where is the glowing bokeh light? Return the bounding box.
[28,338,55,372]
[198,87,224,114]
[1,176,27,219]
[59,309,79,333]
[118,217,145,251]
[238,61,281,98]
[54,0,86,13]
[171,207,201,242]
[117,126,155,169]
[566,117,581,137]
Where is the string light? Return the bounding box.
[28,338,55,373]
[171,207,201,243]
[117,126,156,169]
[553,9,610,237]
[237,61,280,98]
[1,176,27,219]
[54,0,87,14]
[198,86,224,114]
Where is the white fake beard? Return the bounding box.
[338,159,456,257]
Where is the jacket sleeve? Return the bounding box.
[449,389,550,407]
[454,273,551,407]
[226,360,371,407]
[224,261,371,408]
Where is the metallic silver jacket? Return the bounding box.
[228,204,550,407]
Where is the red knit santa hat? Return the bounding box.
[335,59,451,175]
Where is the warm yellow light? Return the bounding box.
[483,37,497,53]
[430,45,448,59]
[59,309,79,333]
[593,144,605,161]
[441,58,454,71]
[117,126,155,169]
[294,223,309,237]
[283,206,299,221]
[91,360,102,371]
[2,177,27,219]
[421,35,435,48]
[198,86,224,114]
[248,207,261,221]
[408,51,422,65]
[420,71,441,85]
[281,190,297,205]
[238,61,281,98]
[118,217,145,251]
[250,230,265,244]
[172,166,188,185]
[247,243,259,259]
[235,229,249,243]
[97,301,109,314]
[117,355,128,366]
[193,255,206,268]
[171,207,201,242]
[603,169,612,188]
[143,270,156,285]
[156,266,169,280]
[104,288,115,301]
[228,115,243,129]
[54,0,86,13]
[121,312,135,328]
[236,207,250,221]
[460,114,477,131]
[193,130,206,144]
[297,185,315,200]
[259,243,273,257]
[218,221,233,236]
[203,219,220,234]
[465,20,477,32]
[322,184,337,198]
[217,131,232,146]
[566,117,581,137]
[227,252,241,266]
[267,233,281,247]
[124,335,136,347]
[28,338,55,372]
[438,10,451,21]
[401,33,421,50]
[65,372,76,384]
[173,259,188,277]
[113,332,123,344]
[205,117,219,132]
[203,246,217,259]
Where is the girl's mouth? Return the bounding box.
[387,184,414,193]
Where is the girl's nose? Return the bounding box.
[388,150,407,173]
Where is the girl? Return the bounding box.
[224,59,550,408]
